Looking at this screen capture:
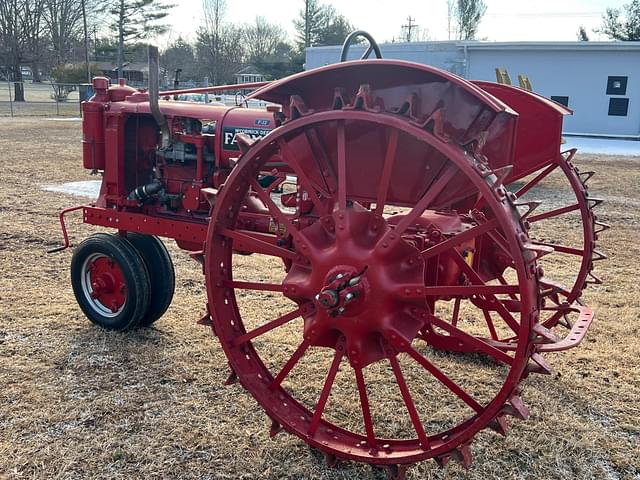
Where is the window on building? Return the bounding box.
[608,98,629,116]
[550,96,569,107]
[606,76,628,95]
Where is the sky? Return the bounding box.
[162,0,629,46]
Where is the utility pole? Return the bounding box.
[402,16,418,42]
[81,0,91,83]
[305,0,311,47]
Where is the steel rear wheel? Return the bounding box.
[71,233,151,331]
[510,150,604,329]
[205,110,539,469]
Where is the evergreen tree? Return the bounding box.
[293,0,324,49]
[598,0,640,41]
[455,0,487,40]
[577,25,590,41]
[104,0,173,78]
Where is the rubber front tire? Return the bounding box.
[71,233,151,331]
[126,233,175,326]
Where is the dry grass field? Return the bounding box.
[0,117,639,480]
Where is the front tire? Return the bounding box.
[126,233,175,327]
[71,233,151,331]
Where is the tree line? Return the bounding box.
[2,0,638,102]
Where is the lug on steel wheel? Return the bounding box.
[508,149,606,330]
[205,109,540,471]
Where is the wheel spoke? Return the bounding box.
[405,345,484,414]
[496,273,519,300]
[487,229,512,258]
[447,250,520,334]
[419,284,521,297]
[482,309,500,340]
[223,280,287,292]
[452,298,461,327]
[354,366,377,449]
[388,355,430,449]
[308,347,344,436]
[532,241,584,256]
[514,163,559,198]
[270,338,312,390]
[336,120,347,211]
[218,227,297,261]
[277,138,328,215]
[232,307,304,346]
[428,314,514,365]
[249,178,306,247]
[374,129,399,216]
[421,218,499,260]
[386,166,457,242]
[529,203,580,223]
[304,128,336,195]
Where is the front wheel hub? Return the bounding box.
[284,207,427,367]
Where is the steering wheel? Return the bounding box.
[340,30,382,62]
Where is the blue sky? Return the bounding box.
[164,0,630,44]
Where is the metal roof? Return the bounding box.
[308,40,640,53]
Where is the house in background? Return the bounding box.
[306,41,640,139]
[235,65,266,94]
[235,65,266,84]
[94,61,148,84]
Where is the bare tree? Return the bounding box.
[447,0,457,40]
[202,0,225,84]
[196,5,245,86]
[0,0,46,100]
[43,0,87,65]
[244,17,286,65]
[455,0,487,40]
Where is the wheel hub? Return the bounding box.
[315,268,366,316]
[284,207,427,367]
[86,256,127,314]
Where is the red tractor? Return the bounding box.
[54,33,605,478]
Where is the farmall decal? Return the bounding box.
[222,126,271,151]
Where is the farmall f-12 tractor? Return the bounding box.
[53,33,606,478]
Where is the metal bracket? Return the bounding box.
[47,204,89,253]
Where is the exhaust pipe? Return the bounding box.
[148,45,171,148]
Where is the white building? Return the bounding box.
[305,41,640,139]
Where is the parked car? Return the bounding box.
[174,93,225,106]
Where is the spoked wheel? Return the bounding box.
[423,149,605,353]
[509,149,605,329]
[205,110,539,470]
[71,233,151,331]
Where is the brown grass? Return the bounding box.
[0,117,638,480]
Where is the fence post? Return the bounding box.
[7,79,13,117]
[55,84,60,116]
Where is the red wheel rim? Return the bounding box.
[205,110,538,465]
[81,253,127,316]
